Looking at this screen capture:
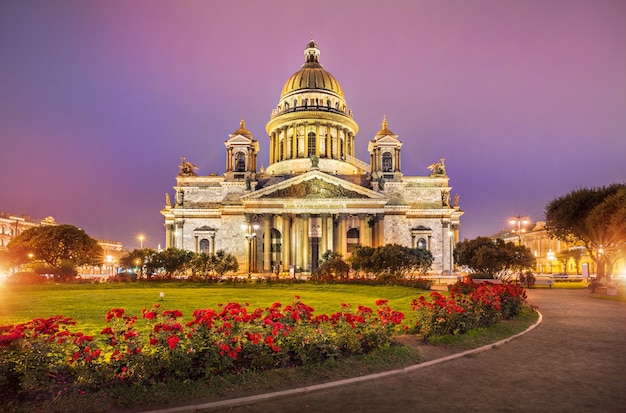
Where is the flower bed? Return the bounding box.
[1,282,527,403]
[410,280,527,339]
[0,297,403,401]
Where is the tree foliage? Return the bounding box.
[350,244,433,280]
[313,251,351,279]
[144,248,195,278]
[6,225,103,280]
[119,248,239,279]
[454,237,535,278]
[119,248,156,278]
[545,183,626,279]
[211,250,239,278]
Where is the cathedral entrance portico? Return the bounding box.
[249,210,381,274]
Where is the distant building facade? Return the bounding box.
[0,212,57,248]
[161,40,463,275]
[0,211,124,274]
[498,221,597,275]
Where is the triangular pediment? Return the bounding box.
[375,135,402,145]
[241,170,386,201]
[226,135,253,145]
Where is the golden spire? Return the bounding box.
[376,115,393,136]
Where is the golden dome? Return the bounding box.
[280,41,344,99]
[233,118,252,137]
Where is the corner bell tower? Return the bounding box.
[224,119,259,180]
[368,116,403,181]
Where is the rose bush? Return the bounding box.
[0,298,404,400]
[410,280,527,338]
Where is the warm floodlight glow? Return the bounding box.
[509,215,530,245]
[138,234,145,249]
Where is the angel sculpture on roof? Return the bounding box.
[427,158,447,177]
[178,156,198,177]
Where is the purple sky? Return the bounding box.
[1,0,625,250]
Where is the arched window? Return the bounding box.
[417,238,427,250]
[270,228,282,253]
[235,153,246,172]
[382,152,393,172]
[199,239,210,253]
[307,132,316,157]
[347,228,360,253]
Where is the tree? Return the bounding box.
[190,252,213,279]
[349,245,376,276]
[454,237,534,278]
[410,247,435,276]
[145,248,194,278]
[313,251,350,279]
[545,183,626,280]
[212,250,239,278]
[119,248,156,278]
[6,224,103,281]
[555,248,584,275]
[350,244,433,280]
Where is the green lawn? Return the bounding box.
[0,282,426,335]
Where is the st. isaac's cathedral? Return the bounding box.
[161,40,463,275]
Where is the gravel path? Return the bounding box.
[202,289,626,413]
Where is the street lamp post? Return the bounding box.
[509,215,529,245]
[138,234,145,249]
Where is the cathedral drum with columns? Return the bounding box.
[161,40,463,275]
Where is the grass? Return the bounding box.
[0,281,539,413]
[425,307,538,349]
[530,281,589,289]
[0,281,423,335]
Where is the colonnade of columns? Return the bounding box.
[254,212,385,273]
[225,148,257,173]
[269,123,355,164]
[370,147,401,174]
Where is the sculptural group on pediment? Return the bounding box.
[265,178,368,199]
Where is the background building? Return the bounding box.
[161,40,463,275]
[0,211,124,275]
[498,220,600,276]
[0,212,56,248]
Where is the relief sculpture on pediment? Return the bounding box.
[265,178,368,199]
